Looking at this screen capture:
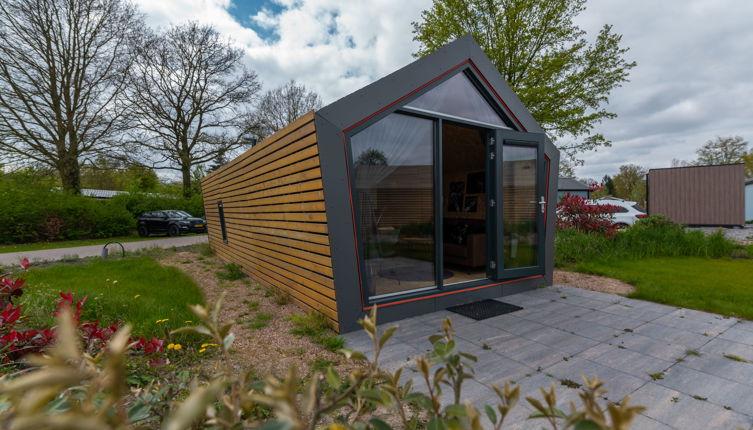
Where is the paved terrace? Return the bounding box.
[344,285,753,429]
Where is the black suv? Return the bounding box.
[137,210,207,237]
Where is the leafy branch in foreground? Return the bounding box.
[0,296,645,429]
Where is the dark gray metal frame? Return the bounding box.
[315,35,560,332]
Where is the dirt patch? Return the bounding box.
[554,270,636,296]
[159,251,347,378]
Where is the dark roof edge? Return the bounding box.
[648,163,744,172]
[317,34,543,134]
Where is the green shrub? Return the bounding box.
[0,179,134,244]
[215,263,246,281]
[111,192,204,218]
[290,311,344,351]
[555,215,740,267]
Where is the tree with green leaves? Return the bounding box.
[612,164,646,205]
[695,135,749,166]
[412,0,636,166]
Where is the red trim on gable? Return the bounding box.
[344,60,470,133]
[544,154,551,225]
[340,59,539,312]
[468,61,527,132]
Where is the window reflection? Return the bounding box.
[350,113,436,297]
[406,72,506,127]
[502,145,538,268]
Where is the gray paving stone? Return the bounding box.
[483,314,547,335]
[682,352,753,387]
[500,340,564,369]
[701,337,753,358]
[658,364,753,413]
[634,322,712,349]
[632,383,751,430]
[544,357,645,401]
[557,319,625,341]
[453,321,515,346]
[589,347,674,380]
[472,352,533,385]
[630,413,677,430]
[520,327,600,355]
[364,286,753,427]
[613,332,688,361]
[718,325,753,346]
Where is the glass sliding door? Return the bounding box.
[350,113,436,298]
[495,130,547,278]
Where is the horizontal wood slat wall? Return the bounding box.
[201,112,338,330]
[648,164,745,226]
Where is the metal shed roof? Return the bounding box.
[80,188,127,199]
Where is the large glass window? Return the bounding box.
[502,145,538,268]
[350,113,435,298]
[405,72,506,127]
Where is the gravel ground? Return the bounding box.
[687,225,753,245]
[159,251,346,379]
[554,270,636,295]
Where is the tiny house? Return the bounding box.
[647,164,745,226]
[201,36,560,332]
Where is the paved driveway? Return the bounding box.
[344,286,753,429]
[0,234,208,266]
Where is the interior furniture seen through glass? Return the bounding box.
[442,122,488,285]
[502,145,539,268]
[350,113,436,298]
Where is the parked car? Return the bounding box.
[137,210,206,237]
[590,198,647,228]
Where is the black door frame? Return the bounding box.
[494,129,547,279]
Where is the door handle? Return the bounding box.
[538,196,546,214]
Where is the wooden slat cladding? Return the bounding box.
[648,164,745,226]
[200,112,338,329]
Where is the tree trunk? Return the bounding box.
[58,157,81,195]
[181,163,192,198]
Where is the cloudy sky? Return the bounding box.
[132,0,753,180]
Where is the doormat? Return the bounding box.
[447,299,522,321]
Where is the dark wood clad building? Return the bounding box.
[201,36,560,332]
[647,164,745,226]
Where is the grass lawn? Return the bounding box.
[22,257,204,338]
[575,257,753,320]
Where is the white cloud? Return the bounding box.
[132,0,753,180]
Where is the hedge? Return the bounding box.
[0,181,204,244]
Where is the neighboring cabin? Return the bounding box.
[746,178,753,222]
[557,177,590,201]
[647,164,745,226]
[201,35,560,333]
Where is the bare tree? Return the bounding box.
[125,22,260,197]
[0,0,142,194]
[251,80,322,140]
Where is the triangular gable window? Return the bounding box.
[405,72,507,127]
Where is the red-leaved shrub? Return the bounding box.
[556,194,620,237]
[0,259,166,365]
